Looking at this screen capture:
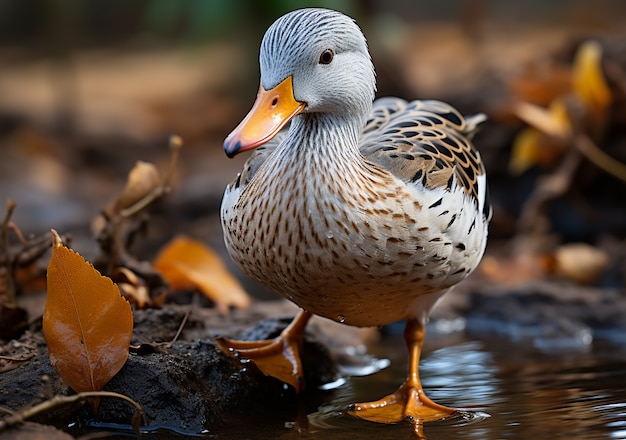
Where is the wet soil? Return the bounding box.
[2,275,625,439]
[0,303,345,437]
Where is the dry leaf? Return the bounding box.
[105,161,161,218]
[43,230,133,394]
[113,267,151,308]
[479,252,552,286]
[509,99,571,174]
[0,355,33,373]
[114,266,167,309]
[552,243,610,284]
[509,40,613,175]
[153,236,250,312]
[572,41,611,115]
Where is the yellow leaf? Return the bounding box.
[509,100,571,174]
[572,41,611,114]
[509,127,541,175]
[43,230,133,393]
[154,236,250,312]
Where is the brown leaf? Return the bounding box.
[552,243,610,285]
[43,230,133,393]
[105,161,161,218]
[479,253,551,286]
[0,354,33,373]
[153,236,250,312]
[113,267,151,309]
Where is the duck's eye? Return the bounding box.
[319,49,334,65]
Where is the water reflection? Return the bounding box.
[93,332,626,439]
[305,335,626,440]
[308,339,497,439]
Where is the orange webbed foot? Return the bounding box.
[348,381,456,424]
[215,310,312,392]
[348,317,457,432]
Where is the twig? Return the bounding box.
[511,100,569,139]
[0,355,33,362]
[119,135,183,219]
[129,308,191,354]
[0,359,28,374]
[513,95,626,183]
[516,147,582,235]
[1,200,17,304]
[514,98,583,236]
[94,134,183,280]
[0,232,55,268]
[165,309,190,348]
[0,407,16,417]
[574,133,626,183]
[164,135,183,186]
[0,391,145,433]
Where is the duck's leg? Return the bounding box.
[348,317,457,428]
[215,310,312,392]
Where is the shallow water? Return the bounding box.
[97,326,626,440]
[224,328,626,440]
[304,335,626,440]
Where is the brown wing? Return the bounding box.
[360,98,488,216]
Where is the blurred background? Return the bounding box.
[1,0,626,294]
[2,3,626,438]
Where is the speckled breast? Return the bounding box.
[221,171,487,327]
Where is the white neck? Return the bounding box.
[276,112,364,166]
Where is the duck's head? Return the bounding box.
[224,8,376,157]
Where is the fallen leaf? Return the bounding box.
[552,243,610,284]
[509,99,571,174]
[0,354,33,373]
[508,40,613,175]
[153,236,250,312]
[572,41,611,115]
[112,267,158,309]
[104,161,161,218]
[43,230,133,394]
[478,252,552,286]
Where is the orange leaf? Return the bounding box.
[154,236,250,312]
[43,230,133,393]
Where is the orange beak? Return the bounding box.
[224,76,306,158]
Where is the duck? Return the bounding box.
[216,7,491,431]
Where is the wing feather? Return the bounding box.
[360,98,489,219]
